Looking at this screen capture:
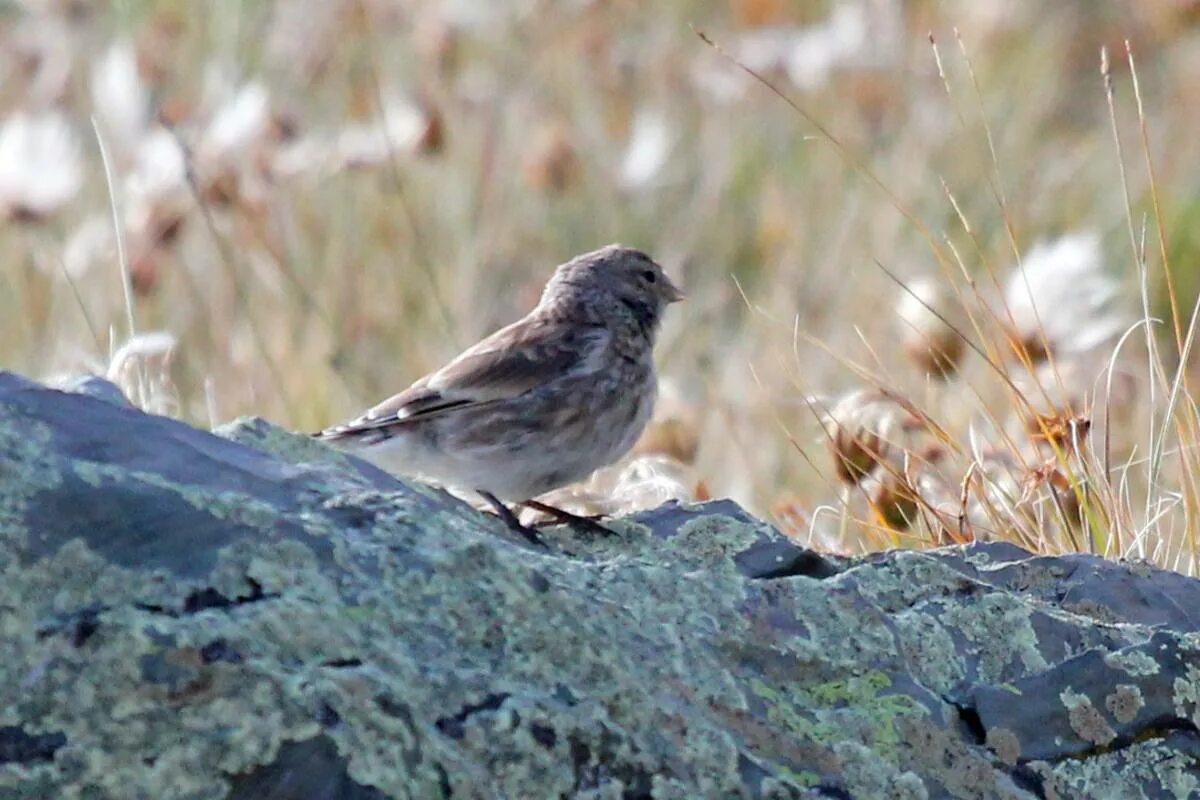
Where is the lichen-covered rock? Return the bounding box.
[2,370,1200,799]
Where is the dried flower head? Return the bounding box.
[869,471,920,532]
[285,94,439,175]
[9,12,74,106]
[1000,231,1128,363]
[718,0,902,93]
[1022,462,1085,530]
[1025,411,1091,453]
[125,126,189,244]
[194,80,274,205]
[91,41,151,158]
[0,110,82,222]
[868,443,952,535]
[414,98,445,155]
[266,0,346,82]
[523,122,580,194]
[620,109,673,190]
[202,81,271,160]
[1008,359,1138,460]
[895,276,968,378]
[823,390,923,484]
[957,449,1027,538]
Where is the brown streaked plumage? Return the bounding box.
[317,244,683,539]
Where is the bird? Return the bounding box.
[316,244,684,544]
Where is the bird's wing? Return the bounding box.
[320,318,610,437]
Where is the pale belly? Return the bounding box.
[349,372,658,501]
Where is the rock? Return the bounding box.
[2,369,1200,799]
[53,373,137,409]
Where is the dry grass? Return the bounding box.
[3,0,1200,570]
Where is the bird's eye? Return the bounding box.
[640,269,657,283]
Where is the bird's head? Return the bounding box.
[542,244,683,332]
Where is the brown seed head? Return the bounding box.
[869,443,954,537]
[1026,412,1091,453]
[895,277,968,379]
[1023,462,1085,529]
[869,472,920,532]
[523,122,580,194]
[824,391,920,485]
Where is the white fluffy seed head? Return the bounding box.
[895,276,968,379]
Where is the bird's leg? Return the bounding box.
[477,491,546,547]
[522,499,616,536]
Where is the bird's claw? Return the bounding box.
[522,500,617,537]
[478,491,548,548]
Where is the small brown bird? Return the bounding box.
[317,244,683,543]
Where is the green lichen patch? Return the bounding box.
[940,593,1048,683]
[851,549,979,612]
[749,669,929,776]
[893,612,965,697]
[833,740,930,800]
[1105,648,1163,678]
[8,376,1200,798]
[672,512,769,556]
[0,413,62,547]
[1034,737,1200,800]
[216,417,353,470]
[1172,663,1200,730]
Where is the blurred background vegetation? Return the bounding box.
[3,0,1200,565]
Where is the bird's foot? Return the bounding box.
[477,491,546,548]
[522,499,616,536]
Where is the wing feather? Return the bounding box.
[319,318,609,438]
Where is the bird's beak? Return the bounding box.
[663,278,685,303]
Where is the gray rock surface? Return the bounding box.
[3,370,1200,799]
